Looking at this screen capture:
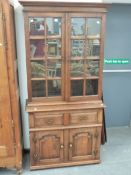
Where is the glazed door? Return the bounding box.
[69,128,98,161]
[67,13,104,101]
[31,130,64,165]
[0,4,15,157]
[26,13,65,101]
[25,12,104,102]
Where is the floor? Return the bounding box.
[0,126,131,175]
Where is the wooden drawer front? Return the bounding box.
[70,111,98,125]
[34,113,64,128]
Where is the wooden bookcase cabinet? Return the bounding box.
[19,0,107,170]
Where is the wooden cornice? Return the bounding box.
[18,0,110,8]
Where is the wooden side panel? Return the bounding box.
[8,5,22,169]
[0,2,15,157]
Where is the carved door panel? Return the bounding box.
[0,3,15,158]
[69,128,98,161]
[31,130,64,165]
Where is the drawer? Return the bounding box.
[34,113,64,128]
[70,111,99,125]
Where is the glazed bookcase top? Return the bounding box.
[20,0,108,103]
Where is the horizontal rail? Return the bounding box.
[103,70,131,73]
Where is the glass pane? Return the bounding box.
[71,18,85,36]
[48,80,61,96]
[87,18,101,36]
[71,40,85,57]
[32,80,46,97]
[86,79,98,95]
[47,39,61,57]
[85,60,99,77]
[31,60,46,78]
[30,39,45,58]
[29,17,45,35]
[71,80,83,96]
[46,17,61,35]
[70,60,84,77]
[47,60,61,77]
[87,39,100,56]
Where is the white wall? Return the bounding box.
[14,1,29,149]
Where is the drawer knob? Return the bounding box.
[0,42,7,47]
[46,119,54,125]
[34,108,37,111]
[79,116,87,121]
[0,118,2,128]
[60,144,64,149]
[69,143,73,148]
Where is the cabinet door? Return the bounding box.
[26,13,65,101]
[30,130,64,166]
[68,14,104,101]
[0,4,15,158]
[69,127,99,161]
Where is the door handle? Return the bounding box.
[60,144,64,149]
[0,118,2,128]
[69,143,73,148]
[0,42,7,47]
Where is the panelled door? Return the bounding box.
[30,130,64,165]
[30,127,100,165]
[68,128,98,161]
[0,4,15,158]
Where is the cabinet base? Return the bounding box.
[30,159,100,170]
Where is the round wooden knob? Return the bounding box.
[60,144,64,149]
[69,144,73,148]
[34,108,37,111]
